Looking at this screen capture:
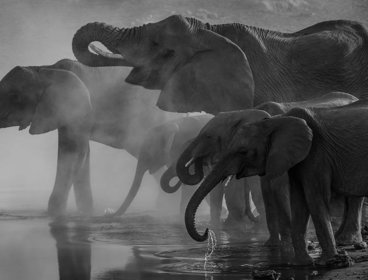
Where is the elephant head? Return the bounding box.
[176,109,271,185]
[0,66,92,134]
[113,122,180,216]
[185,112,313,241]
[72,15,254,114]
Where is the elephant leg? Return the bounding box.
[48,127,90,216]
[223,179,247,235]
[261,177,281,246]
[335,196,365,246]
[73,145,93,216]
[333,196,347,238]
[272,174,292,245]
[303,179,337,264]
[209,183,224,229]
[289,178,313,265]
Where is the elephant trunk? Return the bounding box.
[113,157,147,216]
[72,22,136,67]
[185,160,228,242]
[160,164,182,194]
[176,142,204,185]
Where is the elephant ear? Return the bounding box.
[29,68,92,134]
[264,116,313,179]
[157,25,254,113]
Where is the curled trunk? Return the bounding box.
[113,158,147,216]
[160,164,182,193]
[176,141,204,185]
[185,160,228,242]
[72,22,133,67]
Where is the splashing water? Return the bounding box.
[104,208,115,216]
[204,230,217,271]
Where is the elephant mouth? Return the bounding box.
[236,165,263,179]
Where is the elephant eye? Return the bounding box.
[151,41,159,47]
[240,149,256,159]
[10,93,22,104]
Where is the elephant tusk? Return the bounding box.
[185,158,195,168]
[89,44,123,58]
[224,175,233,187]
[89,44,135,64]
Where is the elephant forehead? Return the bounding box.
[236,109,271,122]
[219,109,270,122]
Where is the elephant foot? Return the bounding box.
[280,233,292,245]
[279,239,293,253]
[210,218,223,231]
[292,253,314,266]
[75,194,93,216]
[223,216,247,236]
[335,231,363,246]
[317,253,354,268]
[76,203,93,217]
[353,241,367,250]
[47,196,67,217]
[264,236,281,247]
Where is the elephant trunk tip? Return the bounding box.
[185,202,209,242]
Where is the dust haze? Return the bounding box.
[0,0,366,214]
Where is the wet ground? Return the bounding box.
[1,211,367,280]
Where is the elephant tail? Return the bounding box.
[113,158,147,216]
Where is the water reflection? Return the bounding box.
[49,220,91,280]
[0,214,345,280]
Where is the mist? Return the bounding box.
[0,0,366,215]
[0,1,367,280]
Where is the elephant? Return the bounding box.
[72,16,368,114]
[162,155,260,233]
[0,59,178,216]
[176,92,361,247]
[113,114,212,217]
[114,114,257,233]
[184,99,368,266]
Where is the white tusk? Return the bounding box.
[185,158,194,168]
[224,175,233,187]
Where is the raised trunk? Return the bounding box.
[185,160,228,242]
[160,164,182,193]
[176,141,204,185]
[72,22,134,67]
[113,158,147,216]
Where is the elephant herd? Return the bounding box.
[1,15,368,267]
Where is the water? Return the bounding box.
[0,211,333,280]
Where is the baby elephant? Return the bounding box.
[178,92,360,247]
[184,99,368,266]
[255,92,363,247]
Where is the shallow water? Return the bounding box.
[0,211,335,280]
